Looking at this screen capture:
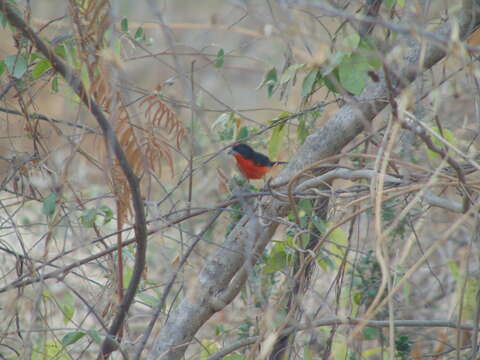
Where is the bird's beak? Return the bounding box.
[228,148,236,155]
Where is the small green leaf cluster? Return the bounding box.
[212,112,252,142]
[349,251,382,308]
[258,34,381,101]
[302,35,381,97]
[80,205,114,228]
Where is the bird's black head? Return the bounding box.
[229,143,255,158]
[229,143,274,166]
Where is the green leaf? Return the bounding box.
[224,355,245,360]
[425,127,457,160]
[395,335,411,354]
[32,341,67,360]
[323,71,340,93]
[0,8,7,28]
[338,54,369,95]
[279,63,304,84]
[29,52,43,62]
[214,48,225,68]
[61,291,75,324]
[87,329,102,344]
[322,51,346,76]
[353,291,363,305]
[4,54,27,78]
[211,112,232,130]
[362,346,382,358]
[134,26,145,41]
[331,340,347,360]
[114,38,122,57]
[237,126,249,140]
[264,242,288,274]
[383,0,397,8]
[296,116,309,144]
[199,339,220,360]
[0,60,5,77]
[457,276,480,320]
[63,41,78,68]
[42,192,58,217]
[258,67,278,98]
[51,76,59,92]
[80,208,98,228]
[343,33,360,52]
[211,110,236,142]
[0,2,22,28]
[298,199,313,221]
[215,324,225,336]
[80,63,91,91]
[268,112,289,158]
[317,252,335,271]
[304,347,313,360]
[98,205,113,224]
[61,331,86,346]
[138,293,160,307]
[121,17,129,32]
[312,216,327,233]
[326,222,348,264]
[54,44,66,58]
[31,59,51,79]
[123,265,133,288]
[42,289,53,300]
[447,260,460,280]
[359,38,382,68]
[363,326,380,340]
[302,68,320,97]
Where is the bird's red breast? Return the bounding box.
[229,143,286,180]
[233,153,271,179]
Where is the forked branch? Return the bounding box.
[0,1,148,358]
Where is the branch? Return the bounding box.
[0,106,98,133]
[295,168,465,213]
[205,317,479,360]
[147,2,480,360]
[0,1,148,357]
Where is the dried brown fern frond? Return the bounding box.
[109,94,186,222]
[67,0,111,98]
[140,95,185,147]
[109,102,142,223]
[139,94,187,175]
[90,64,112,112]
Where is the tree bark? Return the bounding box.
[147,3,480,359]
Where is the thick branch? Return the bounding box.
[0,2,148,357]
[146,3,480,360]
[148,6,480,360]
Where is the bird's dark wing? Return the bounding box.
[251,151,275,166]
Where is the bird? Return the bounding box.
[228,143,287,179]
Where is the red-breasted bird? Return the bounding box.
[229,143,287,179]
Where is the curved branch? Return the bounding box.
[147,2,480,360]
[0,2,148,357]
[205,317,479,360]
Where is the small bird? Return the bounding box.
[228,143,287,179]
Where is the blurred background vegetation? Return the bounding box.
[1,0,480,359]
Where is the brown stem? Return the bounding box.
[0,2,148,358]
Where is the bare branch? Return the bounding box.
[147,2,480,360]
[0,1,148,357]
[206,317,480,360]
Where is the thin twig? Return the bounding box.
[0,2,148,357]
[133,209,224,360]
[205,317,480,360]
